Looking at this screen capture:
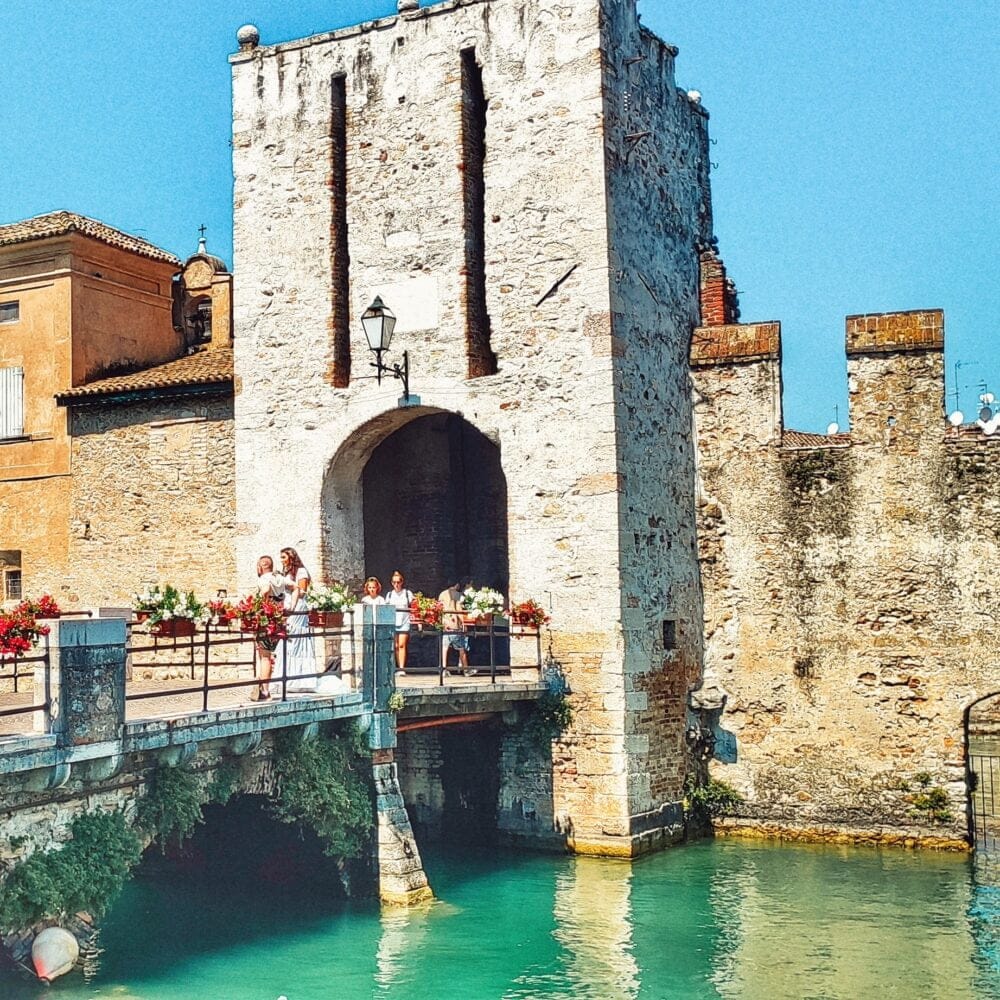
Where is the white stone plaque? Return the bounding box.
[364,275,440,334]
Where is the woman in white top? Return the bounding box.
[360,577,385,606]
[385,570,415,673]
[275,546,314,693]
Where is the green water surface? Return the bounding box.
[3,839,998,999]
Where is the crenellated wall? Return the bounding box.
[692,298,998,847]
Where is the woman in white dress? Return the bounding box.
[275,547,314,693]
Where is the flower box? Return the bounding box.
[509,598,550,629]
[17,595,62,619]
[309,610,344,628]
[510,613,537,627]
[410,593,444,627]
[134,611,151,624]
[152,618,196,639]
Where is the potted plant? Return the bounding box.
[208,597,236,628]
[462,586,505,624]
[236,592,287,651]
[133,585,205,638]
[509,598,550,629]
[306,582,355,627]
[409,593,444,627]
[0,606,50,656]
[16,594,61,619]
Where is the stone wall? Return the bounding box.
[395,728,446,838]
[692,307,997,847]
[395,716,558,848]
[56,396,237,608]
[600,8,711,834]
[231,0,708,853]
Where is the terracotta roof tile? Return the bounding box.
[0,211,180,266]
[56,349,233,403]
[782,429,851,449]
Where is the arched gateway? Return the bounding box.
[321,407,508,602]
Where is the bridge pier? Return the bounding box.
[366,605,433,906]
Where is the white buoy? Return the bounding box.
[31,926,79,982]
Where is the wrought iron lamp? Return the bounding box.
[361,296,410,399]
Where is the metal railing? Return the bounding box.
[0,633,51,731]
[969,752,1000,851]
[125,610,359,713]
[405,614,544,686]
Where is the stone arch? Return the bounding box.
[320,407,509,600]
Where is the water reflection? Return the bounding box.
[970,854,1000,992]
[1,840,997,999]
[550,858,640,999]
[707,842,979,1000]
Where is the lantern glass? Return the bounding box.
[361,296,396,353]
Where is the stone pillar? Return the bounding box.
[845,309,945,448]
[372,751,433,906]
[52,618,126,748]
[363,603,396,714]
[366,604,432,905]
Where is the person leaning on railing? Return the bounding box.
[438,582,470,676]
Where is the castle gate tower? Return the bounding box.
[231,0,713,855]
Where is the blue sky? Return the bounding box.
[2,1,996,430]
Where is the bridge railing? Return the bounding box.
[124,610,359,713]
[0,634,52,736]
[403,615,544,686]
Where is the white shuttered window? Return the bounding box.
[0,367,25,439]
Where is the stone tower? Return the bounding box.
[230,0,713,855]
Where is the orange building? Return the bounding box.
[0,212,234,606]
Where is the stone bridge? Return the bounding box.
[0,607,549,922]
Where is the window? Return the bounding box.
[662,619,677,650]
[1,551,22,602]
[0,301,19,324]
[0,367,24,439]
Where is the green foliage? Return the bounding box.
[1,758,246,933]
[684,776,744,823]
[206,759,241,806]
[270,725,373,859]
[387,691,405,714]
[908,783,953,824]
[0,811,141,932]
[138,765,206,847]
[519,690,573,750]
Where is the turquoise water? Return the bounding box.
[3,839,998,999]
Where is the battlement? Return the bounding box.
[845,309,943,356]
[690,322,780,366]
[691,251,959,445]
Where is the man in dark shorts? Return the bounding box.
[438,581,470,675]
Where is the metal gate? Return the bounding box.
[965,692,1000,852]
